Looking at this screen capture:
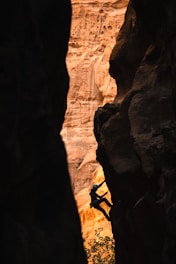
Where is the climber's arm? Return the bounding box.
[97,180,105,189]
[101,191,108,197]
[96,192,103,198]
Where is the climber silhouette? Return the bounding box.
[90,180,112,221]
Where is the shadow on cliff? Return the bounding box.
[0,1,87,263]
[94,0,176,263]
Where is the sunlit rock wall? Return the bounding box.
[75,166,114,264]
[62,0,128,195]
[94,0,176,263]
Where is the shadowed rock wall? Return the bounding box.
[0,1,87,263]
[94,0,176,263]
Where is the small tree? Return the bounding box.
[84,228,115,264]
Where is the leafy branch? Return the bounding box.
[84,228,115,264]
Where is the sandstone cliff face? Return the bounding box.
[75,167,114,264]
[94,0,176,263]
[75,166,112,240]
[0,1,87,263]
[62,0,128,195]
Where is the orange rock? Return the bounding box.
[62,0,128,195]
[75,166,112,241]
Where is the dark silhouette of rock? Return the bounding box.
[94,0,176,263]
[0,1,87,263]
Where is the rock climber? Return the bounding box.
[90,180,112,221]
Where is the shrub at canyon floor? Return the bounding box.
[84,228,115,264]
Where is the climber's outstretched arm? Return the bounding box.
[96,193,103,198]
[101,191,108,197]
[97,180,105,189]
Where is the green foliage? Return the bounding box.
[84,228,115,264]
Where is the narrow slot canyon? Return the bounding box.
[61,1,128,263]
[1,1,176,264]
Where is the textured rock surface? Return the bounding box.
[0,1,87,263]
[75,166,114,264]
[75,166,112,237]
[94,0,176,263]
[62,0,128,195]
